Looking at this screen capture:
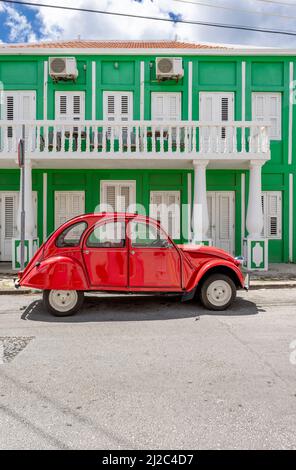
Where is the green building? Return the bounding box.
[0,39,295,270]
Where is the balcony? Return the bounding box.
[0,120,270,168]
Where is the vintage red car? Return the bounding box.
[17,213,249,316]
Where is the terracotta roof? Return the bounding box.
[4,39,226,49]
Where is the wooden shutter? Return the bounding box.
[101,181,136,212]
[151,93,181,121]
[206,193,215,240]
[206,191,235,255]
[55,92,85,121]
[150,191,180,239]
[262,191,282,238]
[103,92,133,122]
[0,192,18,261]
[54,191,85,229]
[252,93,281,140]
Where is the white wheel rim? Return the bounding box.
[49,290,78,313]
[206,280,232,307]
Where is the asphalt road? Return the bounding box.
[0,289,296,450]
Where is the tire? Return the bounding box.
[43,290,84,317]
[199,274,236,311]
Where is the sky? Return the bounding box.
[0,0,296,47]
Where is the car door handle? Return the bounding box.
[83,250,90,255]
[131,250,135,255]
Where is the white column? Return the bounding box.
[246,160,264,238]
[192,160,209,242]
[17,158,35,238]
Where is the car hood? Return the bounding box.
[177,244,236,264]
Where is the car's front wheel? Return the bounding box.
[200,274,236,311]
[43,290,84,317]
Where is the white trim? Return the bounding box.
[92,61,96,121]
[289,61,293,165]
[43,61,48,120]
[3,47,296,56]
[289,173,294,262]
[241,61,246,121]
[241,173,245,250]
[43,172,47,242]
[140,61,145,121]
[188,61,193,121]
[187,172,192,241]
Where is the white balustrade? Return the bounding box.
[0,120,270,160]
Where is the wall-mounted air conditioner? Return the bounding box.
[156,57,184,80]
[49,57,78,81]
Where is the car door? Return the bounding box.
[83,219,128,288]
[128,219,182,290]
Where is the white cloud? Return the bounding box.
[3,0,296,47]
[3,4,37,42]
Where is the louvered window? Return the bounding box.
[55,92,85,123]
[199,92,234,144]
[261,191,282,239]
[252,93,281,140]
[54,191,85,230]
[2,92,36,141]
[150,191,180,239]
[206,191,235,255]
[151,93,181,122]
[100,181,136,213]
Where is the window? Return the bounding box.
[2,91,36,140]
[56,222,87,248]
[100,181,136,212]
[130,221,171,248]
[103,92,133,123]
[86,221,126,248]
[151,93,181,122]
[261,191,282,239]
[252,92,281,140]
[55,191,85,230]
[55,92,85,122]
[149,191,180,239]
[199,92,234,144]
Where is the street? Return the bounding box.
[0,289,296,450]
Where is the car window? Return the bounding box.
[56,221,87,248]
[86,221,126,248]
[130,221,171,248]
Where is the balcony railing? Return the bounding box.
[0,120,270,159]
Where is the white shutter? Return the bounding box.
[150,191,180,239]
[103,92,133,122]
[0,192,18,261]
[101,181,136,212]
[54,191,85,229]
[206,191,235,255]
[55,92,85,121]
[252,92,281,140]
[207,193,215,240]
[199,93,234,147]
[2,92,35,141]
[151,93,181,121]
[262,191,282,239]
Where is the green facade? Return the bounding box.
[0,48,295,263]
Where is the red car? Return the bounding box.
[17,213,249,316]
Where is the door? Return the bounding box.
[100,181,136,212]
[151,93,181,122]
[128,219,181,289]
[55,191,85,229]
[103,91,133,139]
[199,92,234,151]
[83,219,128,288]
[0,191,38,262]
[149,191,180,239]
[0,192,18,261]
[207,192,235,255]
[55,92,85,134]
[1,91,36,150]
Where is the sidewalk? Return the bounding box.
[0,262,296,294]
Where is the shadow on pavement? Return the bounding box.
[21,294,263,323]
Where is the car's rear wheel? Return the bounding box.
[43,290,84,317]
[200,274,236,311]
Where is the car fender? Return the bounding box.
[20,256,89,291]
[186,259,245,291]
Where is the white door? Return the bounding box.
[0,192,18,261]
[207,191,235,254]
[150,191,180,239]
[54,191,85,230]
[100,181,136,212]
[151,93,181,122]
[103,92,133,139]
[1,91,36,147]
[199,92,234,151]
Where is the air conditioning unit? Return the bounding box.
[49,57,78,80]
[156,57,184,80]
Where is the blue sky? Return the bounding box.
[0,0,296,47]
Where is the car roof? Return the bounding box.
[64,212,156,226]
